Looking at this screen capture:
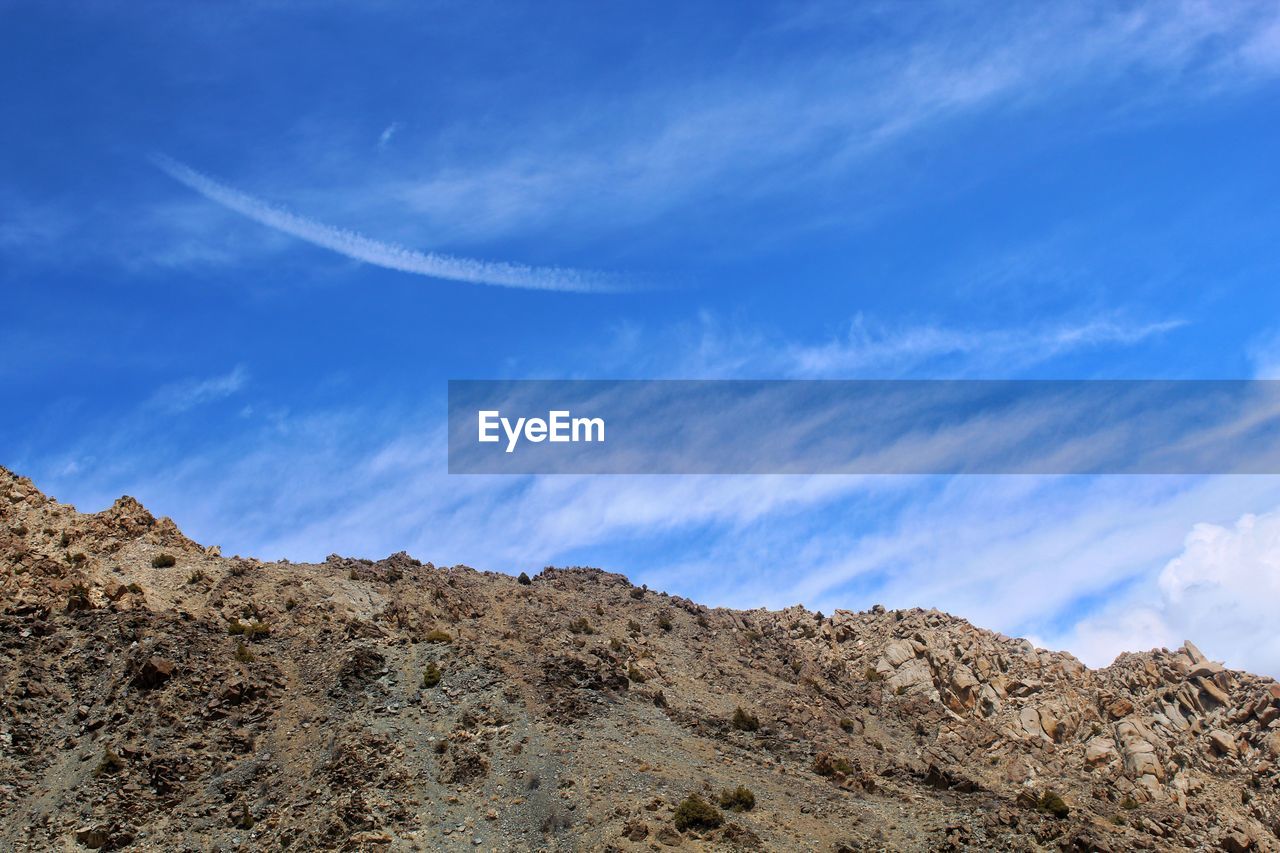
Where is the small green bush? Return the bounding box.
[718,786,755,812]
[517,571,532,585]
[627,665,647,684]
[187,569,207,585]
[813,753,855,777]
[152,553,176,568]
[865,667,884,682]
[730,707,760,732]
[234,642,254,663]
[1119,795,1139,810]
[425,629,453,643]
[656,611,673,632]
[839,717,856,733]
[567,617,594,635]
[227,619,271,640]
[1036,790,1070,819]
[421,662,442,688]
[673,794,723,832]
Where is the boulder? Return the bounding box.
[1190,661,1224,679]
[1084,737,1117,765]
[1207,729,1237,758]
[133,656,175,690]
[1183,641,1207,665]
[881,639,917,668]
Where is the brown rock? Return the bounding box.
[1084,737,1116,765]
[74,826,109,849]
[656,825,683,846]
[133,656,175,689]
[1220,831,1253,852]
[1208,729,1237,757]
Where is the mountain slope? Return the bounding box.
[1,466,1277,852]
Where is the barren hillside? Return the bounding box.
[1,466,1278,852]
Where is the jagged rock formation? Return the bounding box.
[1,465,1278,851]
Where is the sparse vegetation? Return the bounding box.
[152,553,176,568]
[187,569,207,585]
[1120,795,1139,810]
[421,662,441,688]
[629,587,644,599]
[285,597,297,611]
[234,641,254,662]
[517,571,532,585]
[673,793,723,831]
[94,747,125,777]
[627,665,647,684]
[865,666,884,682]
[656,610,673,632]
[839,717,856,733]
[718,785,755,812]
[227,619,270,641]
[814,753,855,777]
[730,706,760,732]
[1036,790,1070,819]
[424,629,453,643]
[567,616,594,635]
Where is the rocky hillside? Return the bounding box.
[1,466,1278,852]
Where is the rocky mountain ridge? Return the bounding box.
[1,465,1278,851]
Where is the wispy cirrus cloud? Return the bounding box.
[378,2,1280,243]
[151,154,626,293]
[147,364,248,413]
[784,315,1186,378]
[583,312,1185,379]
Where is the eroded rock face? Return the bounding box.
[1,464,1279,852]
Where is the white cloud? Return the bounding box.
[1062,507,1280,677]
[152,154,627,293]
[1158,511,1280,673]
[374,2,1280,242]
[783,316,1184,378]
[1249,327,1280,378]
[585,312,1184,379]
[377,121,402,150]
[148,365,248,413]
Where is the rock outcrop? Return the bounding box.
[1,466,1278,851]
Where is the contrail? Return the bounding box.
[151,154,623,293]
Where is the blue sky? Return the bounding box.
[4,1,1280,673]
